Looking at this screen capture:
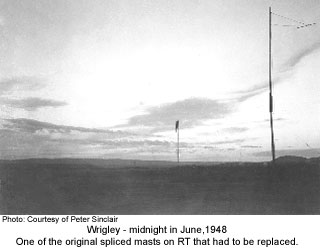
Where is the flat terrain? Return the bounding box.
[0,157,319,214]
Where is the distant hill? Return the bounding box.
[275,155,307,164]
[309,157,320,164]
[273,155,320,167]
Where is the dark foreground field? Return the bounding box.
[0,157,319,214]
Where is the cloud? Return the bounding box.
[231,76,283,103]
[282,41,320,71]
[0,130,176,159]
[255,117,286,125]
[211,139,245,145]
[0,118,254,160]
[222,127,248,134]
[3,118,132,137]
[241,145,262,149]
[0,119,176,159]
[94,139,173,148]
[1,97,67,111]
[0,76,45,95]
[0,76,66,111]
[200,139,245,148]
[231,41,320,103]
[123,97,234,131]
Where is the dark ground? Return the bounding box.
[0,157,319,214]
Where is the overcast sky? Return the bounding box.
[0,0,319,161]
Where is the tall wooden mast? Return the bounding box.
[269,7,276,163]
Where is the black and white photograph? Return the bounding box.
[0,0,319,215]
